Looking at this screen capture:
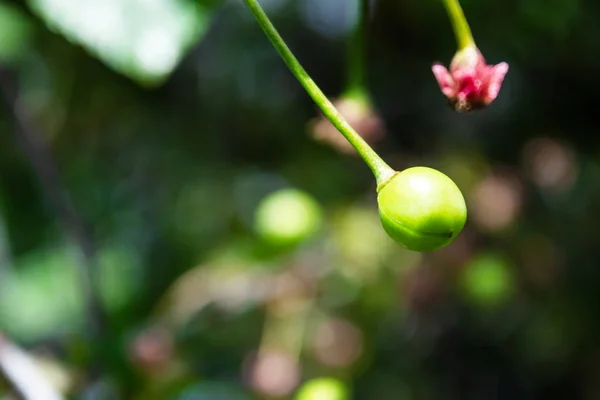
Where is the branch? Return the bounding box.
[0,333,64,400]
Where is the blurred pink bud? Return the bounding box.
[129,327,174,375]
[432,46,509,112]
[309,96,385,155]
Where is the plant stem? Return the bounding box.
[0,332,65,400]
[345,0,369,101]
[442,0,475,50]
[242,0,395,186]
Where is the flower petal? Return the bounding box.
[484,62,509,104]
[431,64,456,98]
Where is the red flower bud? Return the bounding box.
[432,46,509,112]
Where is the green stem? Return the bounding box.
[345,0,369,101]
[242,0,395,186]
[442,0,475,50]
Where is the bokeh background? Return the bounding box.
[1,0,600,398]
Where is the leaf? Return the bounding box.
[0,245,141,341]
[27,0,218,85]
[0,1,34,64]
[0,247,85,341]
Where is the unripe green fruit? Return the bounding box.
[461,253,514,308]
[254,188,322,246]
[377,167,467,252]
[295,378,349,400]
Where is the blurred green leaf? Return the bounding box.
[97,245,142,312]
[0,244,140,340]
[177,381,250,400]
[0,247,85,341]
[0,1,34,63]
[26,0,217,85]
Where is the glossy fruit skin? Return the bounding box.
[377,167,467,252]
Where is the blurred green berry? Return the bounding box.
[377,167,467,252]
[460,253,514,308]
[254,188,322,246]
[295,378,349,400]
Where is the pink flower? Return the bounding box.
[432,46,509,112]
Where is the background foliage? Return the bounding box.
[1,0,600,398]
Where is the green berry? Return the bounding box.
[295,378,349,400]
[461,253,514,308]
[254,188,322,246]
[377,167,467,252]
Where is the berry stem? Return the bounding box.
[242,0,395,186]
[344,0,370,102]
[442,0,475,50]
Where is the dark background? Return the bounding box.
[0,0,599,399]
